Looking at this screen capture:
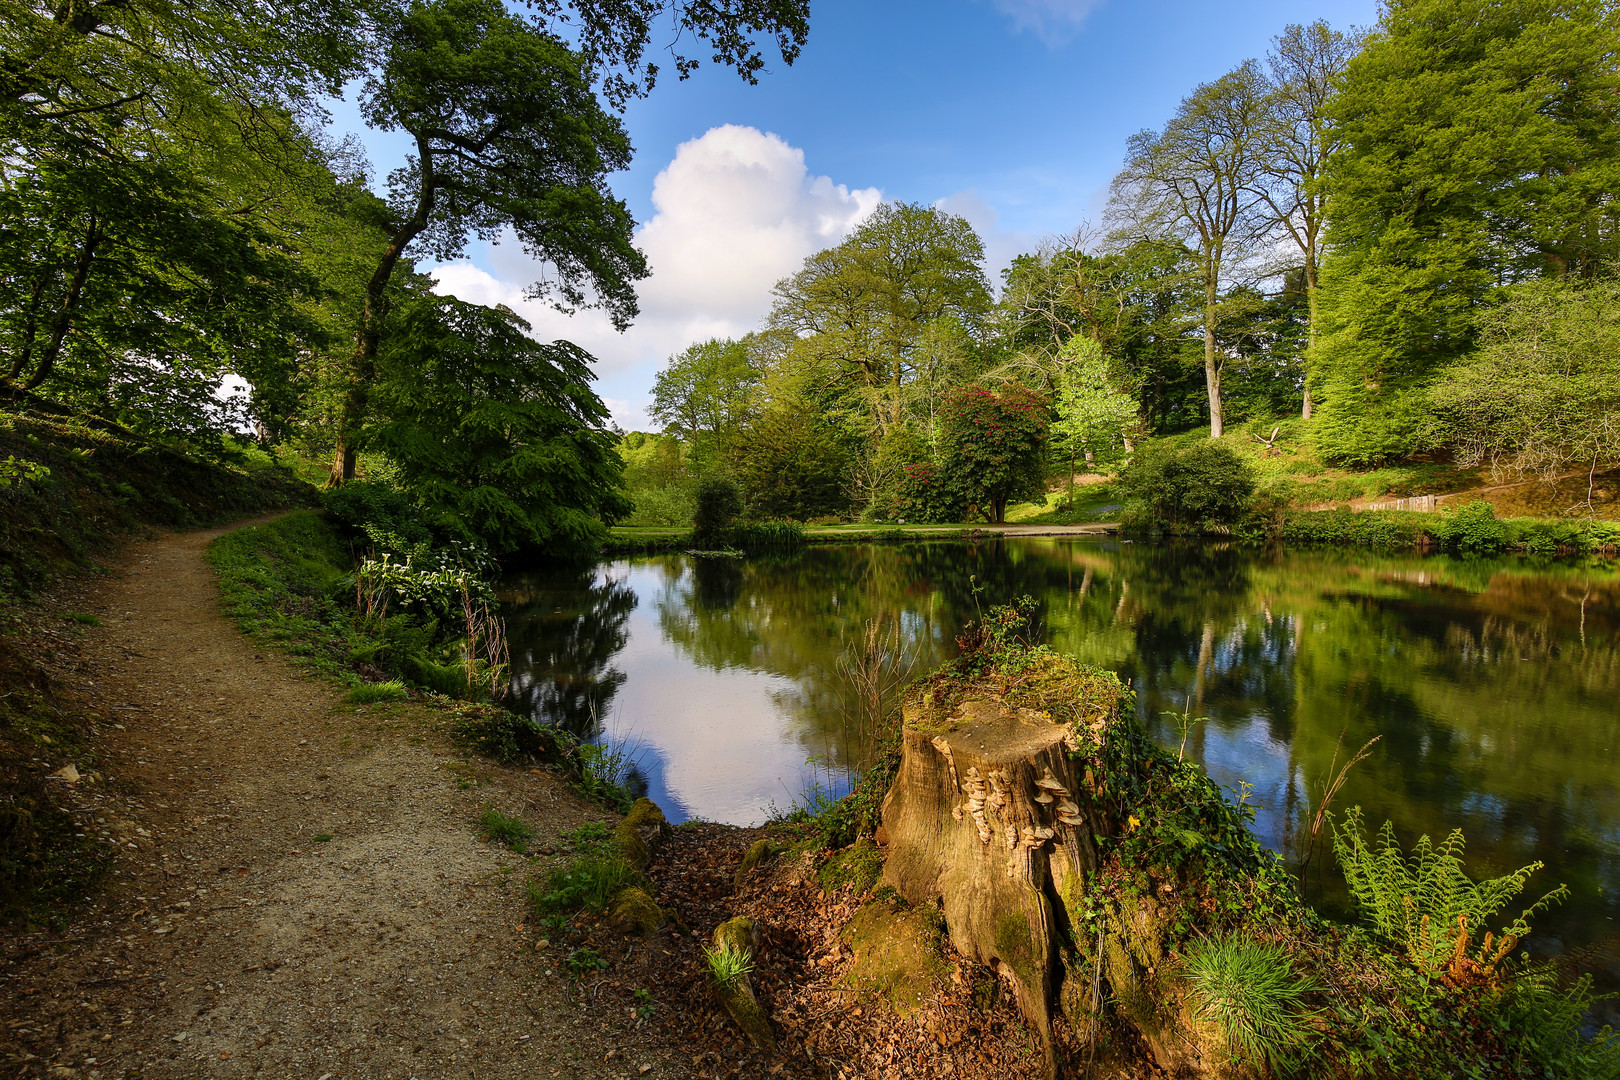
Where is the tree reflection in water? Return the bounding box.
[500,562,650,799]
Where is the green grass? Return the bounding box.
[478,807,534,853]
[703,940,756,987]
[64,611,101,627]
[205,510,355,675]
[345,680,407,704]
[1181,934,1319,1069]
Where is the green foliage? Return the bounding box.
[731,407,853,520]
[649,337,761,458]
[1181,935,1318,1070]
[883,461,962,524]
[1312,0,1620,465]
[937,383,1049,523]
[0,408,307,595]
[368,296,631,556]
[1432,276,1620,492]
[1332,806,1569,977]
[529,850,644,919]
[1051,336,1137,470]
[65,612,100,627]
[691,474,743,542]
[703,940,756,987]
[345,681,406,704]
[1501,969,1620,1079]
[572,741,637,814]
[477,807,533,853]
[561,946,610,978]
[1117,440,1256,531]
[625,485,696,528]
[766,201,992,431]
[817,836,883,895]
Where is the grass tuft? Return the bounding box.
[345,680,407,704]
[704,940,756,987]
[1182,934,1318,1069]
[478,807,534,853]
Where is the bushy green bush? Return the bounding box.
[691,474,742,541]
[1118,441,1256,531]
[882,461,963,524]
[1427,499,1508,553]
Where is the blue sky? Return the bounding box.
[330,0,1378,428]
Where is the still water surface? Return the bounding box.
[501,538,1620,975]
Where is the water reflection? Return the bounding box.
[500,538,1620,996]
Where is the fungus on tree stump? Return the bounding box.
[881,695,1109,1074]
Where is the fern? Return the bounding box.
[1332,806,1568,978]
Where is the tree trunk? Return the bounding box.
[1203,319,1223,439]
[880,699,1093,1075]
[19,214,100,392]
[1302,257,1319,420]
[328,134,437,487]
[879,694,1220,1077]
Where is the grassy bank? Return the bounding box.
[0,404,311,596]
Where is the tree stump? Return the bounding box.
[880,695,1114,1076]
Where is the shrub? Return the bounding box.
[886,461,963,524]
[1428,499,1509,553]
[1117,441,1256,531]
[691,474,742,542]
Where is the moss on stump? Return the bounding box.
[734,838,788,886]
[710,916,775,1051]
[817,836,883,895]
[840,892,947,1017]
[608,885,665,937]
[613,797,671,870]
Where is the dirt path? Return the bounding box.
[2,517,684,1080]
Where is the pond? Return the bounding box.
[501,538,1620,998]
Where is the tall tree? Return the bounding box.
[648,336,761,461]
[1257,21,1356,419]
[767,201,991,435]
[1312,0,1620,465]
[327,0,809,483]
[1109,60,1271,439]
[329,0,646,482]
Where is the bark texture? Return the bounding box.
[880,690,1223,1078]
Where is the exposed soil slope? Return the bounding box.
[1,517,681,1080]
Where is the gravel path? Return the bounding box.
[2,517,685,1080]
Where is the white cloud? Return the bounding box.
[432,124,880,430]
[933,189,1041,292]
[986,0,1104,45]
